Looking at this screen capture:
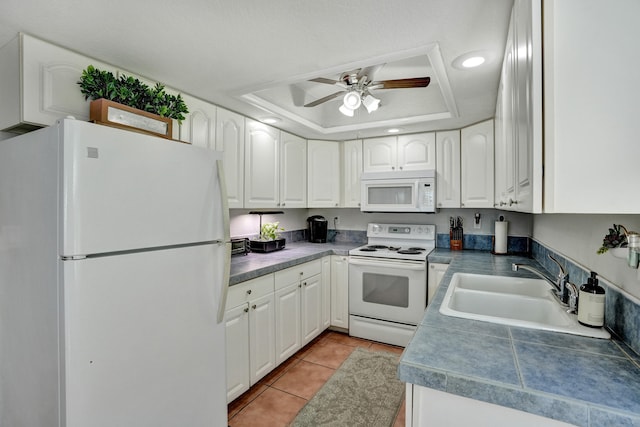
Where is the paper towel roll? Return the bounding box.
[494,221,508,254]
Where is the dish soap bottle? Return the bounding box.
[578,271,605,327]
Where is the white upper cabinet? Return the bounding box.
[308,140,341,208]
[461,120,494,208]
[435,130,461,208]
[215,108,245,209]
[279,132,307,208]
[0,33,116,132]
[342,139,363,208]
[397,133,436,171]
[494,0,542,213]
[543,0,640,213]
[244,119,280,208]
[363,133,435,172]
[179,94,216,148]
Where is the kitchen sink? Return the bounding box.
[440,273,610,339]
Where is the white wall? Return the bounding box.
[230,207,533,239]
[533,214,640,300]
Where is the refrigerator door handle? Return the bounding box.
[216,159,231,324]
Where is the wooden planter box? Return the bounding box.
[89,98,173,139]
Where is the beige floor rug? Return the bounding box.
[290,348,405,427]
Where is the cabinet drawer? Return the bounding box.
[227,274,274,308]
[275,259,322,290]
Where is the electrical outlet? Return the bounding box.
[474,219,481,229]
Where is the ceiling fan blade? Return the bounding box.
[304,91,345,107]
[309,77,342,85]
[370,77,431,90]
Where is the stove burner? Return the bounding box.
[407,247,425,252]
[359,247,378,252]
[367,245,388,249]
[397,249,422,255]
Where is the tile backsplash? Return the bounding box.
[531,240,640,356]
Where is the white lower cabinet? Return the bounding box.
[224,275,275,403]
[226,258,333,403]
[248,292,276,385]
[274,282,302,365]
[427,263,448,305]
[274,259,324,365]
[407,384,574,427]
[330,255,349,329]
[223,303,250,403]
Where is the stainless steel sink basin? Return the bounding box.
[440,273,610,339]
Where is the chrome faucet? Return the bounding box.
[512,255,570,306]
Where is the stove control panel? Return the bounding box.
[367,223,435,240]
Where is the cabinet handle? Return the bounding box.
[392,166,395,170]
[252,304,257,310]
[298,284,302,288]
[399,166,403,170]
[244,307,249,313]
[303,282,307,286]
[282,202,286,206]
[247,289,252,295]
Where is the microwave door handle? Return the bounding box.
[349,258,426,270]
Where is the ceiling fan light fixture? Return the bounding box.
[339,104,355,117]
[342,91,362,110]
[362,94,380,113]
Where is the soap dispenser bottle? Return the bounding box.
[577,271,605,328]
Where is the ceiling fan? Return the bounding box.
[304,65,431,116]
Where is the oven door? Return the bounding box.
[348,256,427,325]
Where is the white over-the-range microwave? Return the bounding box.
[360,170,436,213]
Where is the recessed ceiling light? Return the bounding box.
[387,128,401,133]
[262,117,280,124]
[452,51,493,70]
[461,56,485,68]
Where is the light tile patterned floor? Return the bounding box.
[228,331,406,427]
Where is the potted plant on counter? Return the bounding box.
[250,222,286,253]
[597,224,628,257]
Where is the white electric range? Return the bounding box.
[348,223,436,347]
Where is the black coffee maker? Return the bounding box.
[307,215,328,243]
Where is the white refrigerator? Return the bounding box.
[0,119,230,426]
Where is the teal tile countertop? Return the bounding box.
[230,242,357,285]
[400,249,640,426]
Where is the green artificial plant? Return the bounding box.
[78,65,189,122]
[597,224,628,254]
[260,222,284,241]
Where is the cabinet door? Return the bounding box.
[1,34,116,130]
[321,256,331,329]
[428,263,449,305]
[225,304,250,403]
[249,293,276,385]
[435,131,461,208]
[461,120,494,208]
[330,256,349,329]
[397,133,436,171]
[179,94,216,148]
[301,274,322,345]
[280,132,307,208]
[307,140,341,208]
[343,139,363,208]
[244,119,279,208]
[363,137,397,172]
[274,283,302,365]
[215,108,245,208]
